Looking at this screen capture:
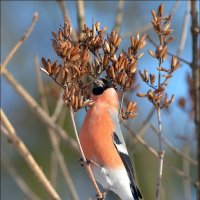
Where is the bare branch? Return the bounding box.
[57,0,77,40]
[1,109,61,200]
[176,1,190,57]
[70,107,104,199]
[190,1,200,199]
[1,68,78,152]
[156,108,164,200]
[35,56,79,200]
[151,124,197,165]
[0,13,38,72]
[147,35,191,65]
[182,143,192,200]
[76,0,85,37]
[114,0,125,33]
[122,121,198,187]
[1,150,41,200]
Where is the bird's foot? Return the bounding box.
[78,158,91,167]
[96,193,106,200]
[79,158,102,168]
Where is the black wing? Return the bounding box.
[113,132,142,200]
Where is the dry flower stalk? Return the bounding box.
[41,20,146,118]
[137,4,180,200]
[137,4,179,109]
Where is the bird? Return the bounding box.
[79,78,142,200]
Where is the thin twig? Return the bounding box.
[1,109,61,200]
[122,0,179,39]
[147,35,191,65]
[156,108,164,200]
[0,13,38,72]
[183,143,192,200]
[1,150,41,200]
[138,107,155,135]
[69,107,103,199]
[50,151,58,188]
[151,124,198,165]
[121,23,152,39]
[2,68,78,152]
[57,0,77,40]
[190,1,200,199]
[176,1,190,57]
[114,0,125,33]
[35,56,80,200]
[76,0,85,37]
[51,91,64,122]
[122,121,198,187]
[119,91,125,120]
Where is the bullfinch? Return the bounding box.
[79,78,142,200]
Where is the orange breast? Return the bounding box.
[79,103,123,168]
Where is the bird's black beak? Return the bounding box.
[93,79,105,88]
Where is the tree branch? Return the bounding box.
[0,13,38,72]
[35,56,79,200]
[1,109,61,200]
[190,1,200,199]
[1,150,41,200]
[114,0,125,33]
[1,68,78,152]
[76,0,85,37]
[70,107,103,199]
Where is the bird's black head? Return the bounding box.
[92,78,113,95]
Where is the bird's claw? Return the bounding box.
[96,194,105,200]
[78,158,91,166]
[96,191,107,200]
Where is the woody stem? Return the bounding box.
[69,107,103,199]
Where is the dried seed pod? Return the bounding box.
[154,87,165,94]
[58,28,63,40]
[46,59,52,74]
[157,4,164,17]
[164,93,168,106]
[86,27,91,37]
[136,93,147,97]
[70,54,80,62]
[165,36,174,44]
[51,61,58,71]
[53,65,61,79]
[160,46,168,58]
[115,36,122,47]
[137,52,144,59]
[168,94,175,106]
[52,39,58,53]
[71,44,80,56]
[131,36,135,47]
[162,74,172,79]
[163,22,171,31]
[104,40,110,53]
[163,29,173,36]
[151,10,157,22]
[41,57,47,67]
[140,33,147,44]
[144,69,149,82]
[157,67,169,73]
[127,101,133,112]
[148,50,157,58]
[95,21,100,32]
[139,70,145,81]
[138,40,147,50]
[52,31,57,39]
[150,74,156,85]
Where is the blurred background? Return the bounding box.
[1,1,199,200]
